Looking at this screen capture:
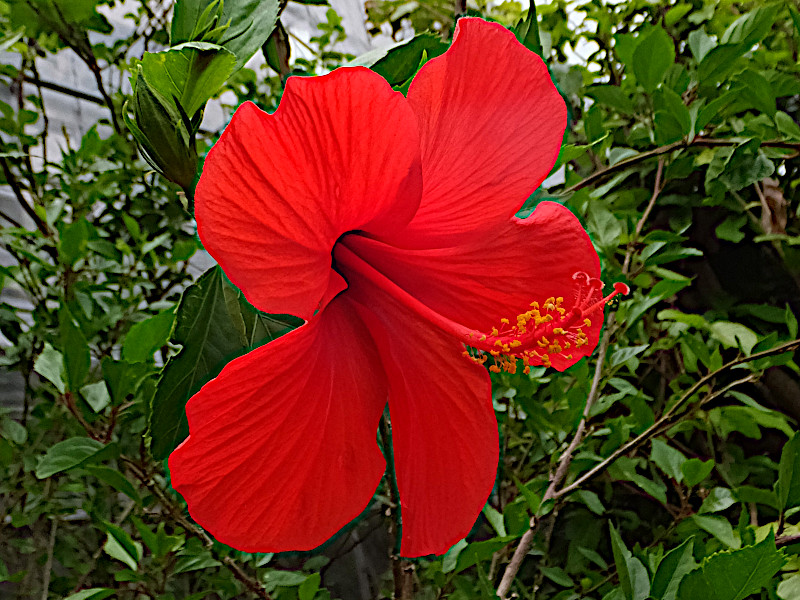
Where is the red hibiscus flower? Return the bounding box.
[168,17,625,557]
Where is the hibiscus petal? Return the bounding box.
[345,201,602,370]
[195,67,422,319]
[390,17,567,247]
[168,295,387,552]
[344,265,498,557]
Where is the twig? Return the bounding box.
[496,158,667,600]
[40,517,58,600]
[496,313,613,599]
[564,138,800,194]
[556,340,800,498]
[379,417,415,600]
[120,456,272,600]
[777,533,800,547]
[22,74,105,105]
[0,155,50,237]
[622,158,665,274]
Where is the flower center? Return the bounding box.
[462,275,629,373]
[334,244,628,374]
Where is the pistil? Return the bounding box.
[335,243,628,375]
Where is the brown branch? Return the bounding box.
[380,417,415,599]
[120,457,272,599]
[556,339,800,498]
[777,533,800,547]
[39,517,58,600]
[564,138,800,194]
[622,158,665,274]
[497,159,667,599]
[22,74,105,105]
[0,155,50,237]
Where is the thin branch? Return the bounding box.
[380,417,415,600]
[497,158,667,600]
[120,457,272,600]
[40,517,58,600]
[556,340,800,498]
[622,158,665,274]
[22,74,105,105]
[564,138,800,194]
[0,155,50,237]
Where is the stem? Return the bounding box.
[563,138,800,194]
[120,456,273,599]
[0,155,51,237]
[40,517,58,600]
[379,417,415,599]
[556,340,800,498]
[22,74,105,105]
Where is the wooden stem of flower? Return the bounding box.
[379,417,415,600]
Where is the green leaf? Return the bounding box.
[609,524,651,600]
[453,537,517,574]
[33,343,66,394]
[699,488,736,514]
[734,69,776,116]
[514,2,543,55]
[58,220,89,265]
[0,418,27,445]
[173,552,222,574]
[61,589,115,600]
[691,515,739,549]
[148,267,300,459]
[140,42,236,117]
[442,539,468,573]
[349,33,447,87]
[102,358,149,406]
[122,308,176,363]
[172,0,281,72]
[720,4,780,47]
[715,215,747,243]
[651,538,696,600]
[262,570,309,589]
[790,4,800,38]
[650,439,686,482]
[609,456,667,505]
[482,505,507,537]
[85,466,140,503]
[786,304,798,339]
[609,344,649,368]
[698,44,747,84]
[80,381,111,413]
[103,529,141,571]
[59,307,90,392]
[36,437,106,479]
[540,566,573,587]
[778,575,800,600]
[678,532,785,600]
[298,573,321,600]
[687,29,715,62]
[575,490,605,515]
[709,321,758,354]
[665,4,693,27]
[586,85,634,114]
[776,432,800,513]
[632,27,674,93]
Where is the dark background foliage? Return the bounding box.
[1,0,799,599]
